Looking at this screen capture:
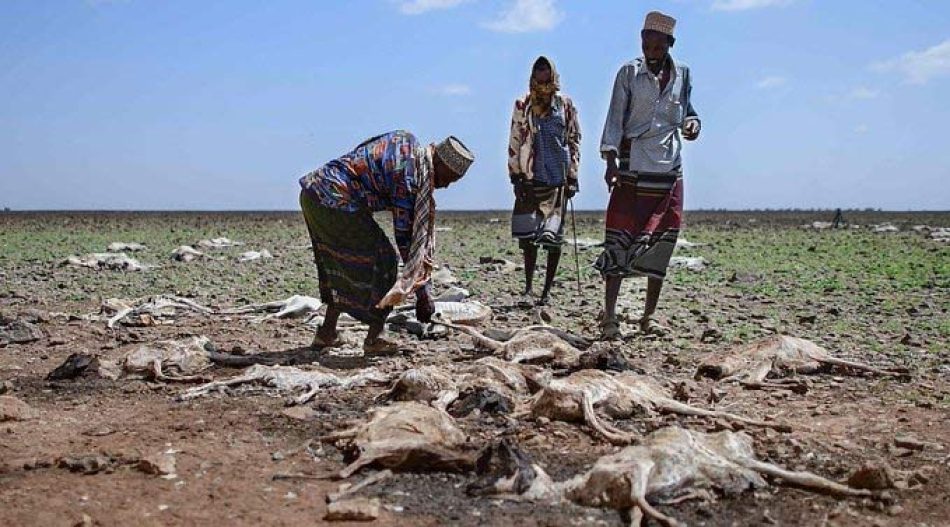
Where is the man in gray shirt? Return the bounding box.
[594,11,701,340]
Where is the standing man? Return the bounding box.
[299,131,474,353]
[508,56,582,305]
[595,11,701,339]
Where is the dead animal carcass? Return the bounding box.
[321,402,473,478]
[220,295,323,322]
[444,323,589,368]
[101,295,213,328]
[62,253,148,272]
[197,237,244,249]
[474,427,874,526]
[696,336,909,391]
[179,364,387,405]
[531,370,789,444]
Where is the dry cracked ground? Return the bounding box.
[0,210,947,527]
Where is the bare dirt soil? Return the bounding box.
[1,210,947,526]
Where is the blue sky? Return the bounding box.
[1,0,949,210]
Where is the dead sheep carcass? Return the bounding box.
[473,427,875,527]
[321,402,474,478]
[530,370,789,445]
[696,336,909,391]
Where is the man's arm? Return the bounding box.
[565,96,582,195]
[683,67,701,141]
[600,66,630,188]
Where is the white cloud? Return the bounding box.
[433,84,472,96]
[711,0,792,12]
[396,0,468,15]
[483,0,563,33]
[848,86,879,100]
[756,76,786,89]
[872,39,950,85]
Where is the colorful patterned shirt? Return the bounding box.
[299,130,419,255]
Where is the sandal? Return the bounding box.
[638,317,670,337]
[311,328,343,349]
[599,316,623,341]
[363,336,400,355]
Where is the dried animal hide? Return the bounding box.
[220,295,322,323]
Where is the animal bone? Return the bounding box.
[321,402,473,478]
[107,242,146,252]
[531,370,790,444]
[220,295,323,322]
[179,364,387,404]
[62,253,148,272]
[102,295,213,329]
[113,336,215,382]
[477,427,875,526]
[197,237,244,249]
[441,322,588,368]
[696,336,909,389]
[238,250,273,262]
[395,301,492,326]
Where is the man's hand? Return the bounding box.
[683,118,701,141]
[415,289,435,323]
[604,163,619,190]
[510,174,526,199]
[565,182,578,199]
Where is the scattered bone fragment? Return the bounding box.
[237,249,273,262]
[197,237,244,249]
[107,242,146,252]
[669,256,708,272]
[220,295,322,322]
[62,252,148,272]
[102,295,213,329]
[321,402,473,478]
[179,364,388,405]
[477,427,875,526]
[531,370,790,444]
[696,336,909,390]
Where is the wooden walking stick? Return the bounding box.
[569,197,581,294]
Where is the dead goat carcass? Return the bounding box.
[196,237,244,249]
[696,336,909,391]
[531,370,789,445]
[62,252,148,272]
[107,242,147,252]
[220,295,322,322]
[442,322,589,368]
[237,250,274,262]
[101,295,213,328]
[171,245,215,262]
[179,364,387,405]
[321,402,473,478]
[474,427,874,527]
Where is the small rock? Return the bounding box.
[137,452,176,476]
[847,462,897,490]
[281,406,317,421]
[324,497,380,522]
[56,454,114,475]
[894,435,927,451]
[0,395,36,422]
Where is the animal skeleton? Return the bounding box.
[238,250,273,262]
[63,253,148,272]
[475,427,874,527]
[321,402,473,478]
[106,336,215,382]
[530,370,790,444]
[101,295,213,328]
[695,336,909,390]
[179,364,387,405]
